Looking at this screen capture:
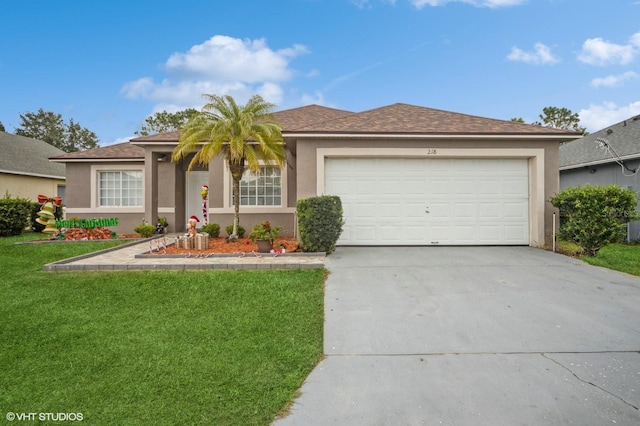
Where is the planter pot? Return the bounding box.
[256,239,273,253]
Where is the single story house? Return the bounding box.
[0,131,66,202]
[51,103,578,247]
[560,115,640,241]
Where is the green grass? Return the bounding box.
[582,243,640,276]
[1,233,325,425]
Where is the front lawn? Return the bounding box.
[582,243,640,276]
[1,234,325,425]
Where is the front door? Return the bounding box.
[186,171,209,225]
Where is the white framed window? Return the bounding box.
[232,166,282,206]
[98,170,143,207]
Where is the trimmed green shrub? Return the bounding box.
[133,224,156,238]
[297,195,344,254]
[550,185,639,256]
[225,224,245,238]
[556,240,585,257]
[201,223,221,238]
[0,194,32,237]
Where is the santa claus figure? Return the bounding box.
[187,215,199,237]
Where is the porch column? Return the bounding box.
[144,149,159,226]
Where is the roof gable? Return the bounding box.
[291,103,579,135]
[560,115,640,169]
[0,131,66,178]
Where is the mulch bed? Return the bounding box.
[146,237,299,255]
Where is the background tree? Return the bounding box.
[15,108,99,152]
[533,106,586,134]
[172,94,286,241]
[134,109,199,136]
[0,121,5,132]
[510,117,525,123]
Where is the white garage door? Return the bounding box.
[325,158,529,245]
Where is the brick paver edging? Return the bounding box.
[134,252,325,259]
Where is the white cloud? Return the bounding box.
[577,32,640,66]
[300,91,328,106]
[409,0,526,8]
[507,43,559,65]
[578,101,640,132]
[590,71,639,88]
[121,35,307,110]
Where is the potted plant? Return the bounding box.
[248,221,281,253]
[155,216,169,234]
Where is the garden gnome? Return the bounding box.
[187,215,199,236]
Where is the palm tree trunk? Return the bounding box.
[229,162,244,242]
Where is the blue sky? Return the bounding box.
[1,0,639,146]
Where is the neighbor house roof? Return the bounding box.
[0,131,66,179]
[560,114,640,170]
[51,103,580,162]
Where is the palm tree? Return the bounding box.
[172,94,286,241]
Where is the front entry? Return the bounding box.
[186,171,209,225]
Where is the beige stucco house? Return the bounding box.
[0,131,66,202]
[51,103,578,247]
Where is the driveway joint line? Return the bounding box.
[541,353,640,412]
[326,350,640,357]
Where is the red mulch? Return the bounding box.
[146,237,299,255]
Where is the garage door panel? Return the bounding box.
[404,179,428,195]
[353,203,377,219]
[503,201,528,219]
[478,202,501,218]
[378,203,400,219]
[354,226,377,242]
[503,178,529,195]
[453,179,477,195]
[504,225,528,242]
[325,158,529,246]
[426,202,451,218]
[453,202,476,218]
[379,179,401,195]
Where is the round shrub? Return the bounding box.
[550,184,639,256]
[225,224,245,238]
[133,224,156,238]
[297,195,344,254]
[201,223,221,238]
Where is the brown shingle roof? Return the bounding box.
[273,104,355,130]
[52,102,580,162]
[291,103,579,135]
[50,142,144,161]
[129,104,354,143]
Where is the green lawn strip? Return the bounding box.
[1,235,325,425]
[582,244,640,276]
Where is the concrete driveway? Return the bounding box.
[274,246,640,425]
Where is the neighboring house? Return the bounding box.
[560,115,640,241]
[51,103,578,247]
[0,131,66,202]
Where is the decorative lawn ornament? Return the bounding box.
[200,185,209,225]
[36,195,62,234]
[187,215,199,237]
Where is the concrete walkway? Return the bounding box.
[275,246,640,425]
[43,238,325,271]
